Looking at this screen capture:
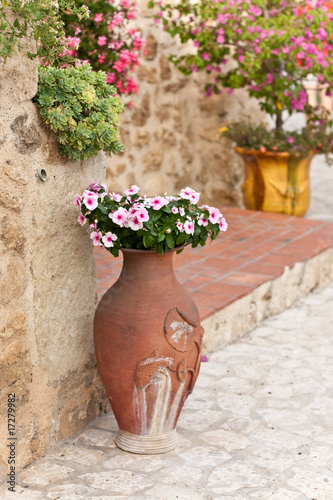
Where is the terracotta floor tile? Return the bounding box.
[191,291,235,311]
[222,272,269,287]
[200,282,253,298]
[273,246,320,259]
[260,254,299,267]
[252,211,294,222]
[241,261,285,278]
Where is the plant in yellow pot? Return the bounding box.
[149,0,333,216]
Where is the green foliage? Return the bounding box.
[0,0,89,64]
[76,184,228,257]
[35,63,124,161]
[219,110,333,163]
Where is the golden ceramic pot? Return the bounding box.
[235,147,315,217]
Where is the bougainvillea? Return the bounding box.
[61,0,145,98]
[151,0,333,155]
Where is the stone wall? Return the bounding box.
[0,45,108,480]
[106,2,264,204]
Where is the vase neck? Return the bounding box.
[120,249,176,281]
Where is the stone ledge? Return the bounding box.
[202,247,333,353]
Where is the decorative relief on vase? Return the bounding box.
[133,307,204,436]
[164,307,198,352]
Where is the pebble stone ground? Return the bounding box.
[1,156,332,500]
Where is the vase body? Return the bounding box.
[235,147,314,217]
[94,248,204,454]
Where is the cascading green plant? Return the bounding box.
[0,0,89,64]
[34,63,124,161]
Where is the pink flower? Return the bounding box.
[208,207,221,224]
[97,36,108,47]
[219,217,228,232]
[90,231,102,246]
[171,206,179,214]
[149,196,168,210]
[136,207,149,222]
[110,192,122,202]
[198,214,208,227]
[179,207,185,216]
[124,185,140,196]
[177,221,184,232]
[110,207,128,225]
[83,194,99,211]
[127,216,143,231]
[74,193,82,208]
[78,213,86,226]
[88,182,108,193]
[102,232,118,248]
[184,220,195,235]
[189,192,200,204]
[287,136,294,144]
[94,13,104,22]
[180,187,196,200]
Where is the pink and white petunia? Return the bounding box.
[127,216,143,231]
[110,192,122,202]
[208,207,222,224]
[219,217,228,232]
[88,182,108,193]
[149,196,169,210]
[90,231,102,246]
[102,232,118,248]
[135,206,149,222]
[109,207,128,225]
[189,192,200,204]
[78,213,86,226]
[197,214,209,226]
[184,220,195,235]
[179,207,185,216]
[180,187,200,204]
[180,187,195,199]
[83,193,99,211]
[124,185,140,196]
[177,221,184,232]
[74,194,82,208]
[171,206,179,214]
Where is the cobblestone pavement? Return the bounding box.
[2,283,333,500]
[1,154,332,500]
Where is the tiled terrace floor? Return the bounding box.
[95,207,333,322]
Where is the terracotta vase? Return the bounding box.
[94,248,204,454]
[235,147,315,217]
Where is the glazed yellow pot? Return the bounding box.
[235,147,315,217]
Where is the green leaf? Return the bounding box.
[98,203,108,215]
[165,234,175,249]
[176,232,187,245]
[143,233,155,248]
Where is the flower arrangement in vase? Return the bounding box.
[75,183,228,256]
[75,183,227,454]
[150,0,333,215]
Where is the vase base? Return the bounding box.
[115,429,178,454]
